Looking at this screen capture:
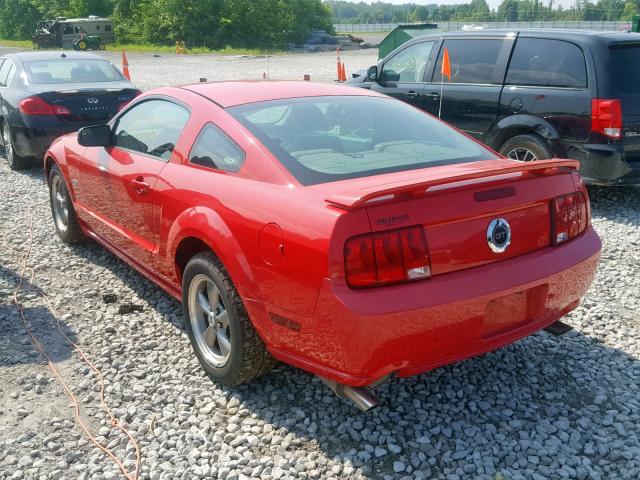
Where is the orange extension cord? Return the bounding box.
[10,205,141,480]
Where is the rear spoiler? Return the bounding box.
[325,159,579,210]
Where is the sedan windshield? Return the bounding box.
[229,95,495,185]
[25,59,123,84]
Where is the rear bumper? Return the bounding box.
[566,142,640,185]
[12,125,71,159]
[263,228,601,386]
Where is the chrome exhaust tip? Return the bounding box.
[321,377,380,412]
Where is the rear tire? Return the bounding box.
[2,121,30,170]
[182,252,275,386]
[48,164,84,244]
[499,134,553,162]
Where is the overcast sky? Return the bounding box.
[338,0,577,11]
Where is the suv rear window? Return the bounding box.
[506,38,587,88]
[433,39,504,84]
[229,96,494,186]
[609,44,640,94]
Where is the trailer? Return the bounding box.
[33,16,115,50]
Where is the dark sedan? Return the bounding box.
[0,51,139,170]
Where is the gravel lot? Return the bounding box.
[0,45,639,480]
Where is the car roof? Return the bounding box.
[179,80,384,108]
[3,51,107,62]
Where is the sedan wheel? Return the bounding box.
[188,274,232,368]
[506,147,537,162]
[2,122,29,170]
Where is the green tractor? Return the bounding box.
[72,35,105,51]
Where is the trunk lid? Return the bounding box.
[321,159,579,277]
[34,87,139,123]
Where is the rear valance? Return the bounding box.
[325,159,579,210]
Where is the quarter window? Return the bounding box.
[433,39,504,84]
[113,100,189,160]
[506,38,587,88]
[380,41,434,83]
[189,123,245,172]
[0,59,12,87]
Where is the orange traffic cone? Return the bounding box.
[336,48,342,82]
[122,51,130,81]
[340,62,347,82]
[262,71,267,80]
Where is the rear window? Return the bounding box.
[506,38,587,88]
[609,45,640,94]
[229,96,494,186]
[25,59,123,84]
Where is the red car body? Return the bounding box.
[44,82,601,387]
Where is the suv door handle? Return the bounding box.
[406,91,419,98]
[425,92,441,100]
[132,176,150,194]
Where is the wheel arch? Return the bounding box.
[167,207,261,302]
[486,114,559,152]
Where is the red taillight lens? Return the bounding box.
[591,98,622,139]
[552,191,588,245]
[345,226,431,288]
[19,96,71,116]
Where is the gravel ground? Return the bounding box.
[0,45,639,480]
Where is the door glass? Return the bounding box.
[113,100,189,160]
[506,38,587,88]
[380,41,434,82]
[189,123,245,172]
[433,39,503,84]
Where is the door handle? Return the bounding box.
[132,176,150,194]
[406,91,419,98]
[425,92,441,100]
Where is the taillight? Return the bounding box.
[591,98,622,139]
[118,90,142,112]
[551,191,588,245]
[19,96,71,116]
[344,225,431,288]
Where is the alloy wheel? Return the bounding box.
[506,147,537,162]
[188,274,231,367]
[51,175,70,233]
[2,123,13,165]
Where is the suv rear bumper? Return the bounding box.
[259,228,601,386]
[567,142,640,185]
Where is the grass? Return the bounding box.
[0,38,275,56]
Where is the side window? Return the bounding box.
[96,25,100,31]
[189,123,245,172]
[433,39,504,84]
[63,25,74,35]
[0,59,12,87]
[105,25,112,32]
[380,41,434,83]
[506,38,587,88]
[4,62,16,87]
[113,100,189,160]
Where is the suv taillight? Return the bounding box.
[19,96,71,116]
[591,98,622,139]
[344,225,431,288]
[551,191,589,245]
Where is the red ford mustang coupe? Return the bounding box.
[45,81,601,410]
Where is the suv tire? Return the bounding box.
[182,252,275,386]
[499,134,553,162]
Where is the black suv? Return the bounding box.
[348,29,640,185]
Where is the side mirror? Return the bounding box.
[78,125,111,147]
[367,65,378,81]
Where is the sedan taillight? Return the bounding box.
[19,96,71,116]
[551,191,588,245]
[345,225,431,288]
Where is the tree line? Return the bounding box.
[326,0,640,23]
[0,0,335,48]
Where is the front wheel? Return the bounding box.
[48,165,84,244]
[182,252,275,386]
[498,134,553,162]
